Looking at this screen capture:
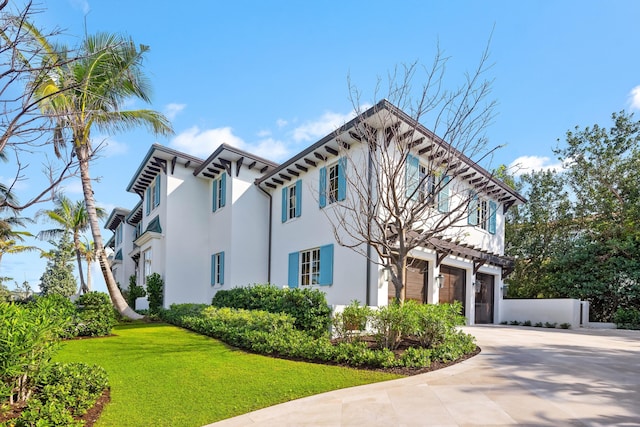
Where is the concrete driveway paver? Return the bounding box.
[204,326,640,426]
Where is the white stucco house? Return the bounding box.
[105,100,525,324]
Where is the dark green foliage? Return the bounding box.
[522,320,532,326]
[509,320,521,325]
[162,301,475,370]
[534,322,543,327]
[614,307,640,329]
[506,112,640,321]
[74,292,116,337]
[332,300,372,343]
[544,322,557,328]
[8,362,108,426]
[560,323,571,329]
[211,284,332,337]
[145,273,163,314]
[121,275,146,310]
[39,232,77,297]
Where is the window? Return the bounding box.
[406,153,450,210]
[212,173,227,212]
[146,175,161,215]
[288,244,334,287]
[210,252,225,285]
[468,193,497,234]
[134,222,142,239]
[300,248,320,286]
[319,158,346,208]
[115,224,123,246]
[143,249,152,283]
[281,180,302,222]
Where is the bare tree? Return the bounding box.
[0,1,79,211]
[322,45,516,302]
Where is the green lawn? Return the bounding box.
[55,322,401,427]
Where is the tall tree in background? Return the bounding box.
[39,231,76,297]
[79,238,96,292]
[37,195,105,294]
[320,46,509,302]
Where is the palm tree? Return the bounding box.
[37,195,105,294]
[0,208,38,266]
[79,237,96,292]
[25,27,173,318]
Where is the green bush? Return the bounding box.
[11,398,83,427]
[399,347,432,368]
[332,300,372,343]
[126,275,146,309]
[371,301,416,350]
[75,292,116,337]
[0,302,62,405]
[430,330,476,363]
[411,302,466,348]
[211,284,331,337]
[146,273,164,314]
[28,294,76,339]
[614,307,640,329]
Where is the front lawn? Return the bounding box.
[54,322,401,427]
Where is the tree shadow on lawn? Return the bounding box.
[466,328,640,425]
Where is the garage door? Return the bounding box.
[439,265,466,313]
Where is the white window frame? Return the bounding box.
[478,199,489,231]
[287,183,297,220]
[327,163,339,205]
[143,248,152,284]
[300,248,321,286]
[214,177,224,211]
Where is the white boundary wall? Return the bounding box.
[500,298,581,328]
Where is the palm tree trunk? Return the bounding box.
[76,144,142,319]
[86,258,92,292]
[74,243,87,293]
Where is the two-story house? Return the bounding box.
[106,100,525,324]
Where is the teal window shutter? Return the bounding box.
[337,157,346,201]
[212,179,218,212]
[319,167,327,208]
[288,252,299,288]
[405,154,419,199]
[488,201,497,234]
[220,173,227,207]
[281,187,287,222]
[219,252,225,285]
[468,192,479,225]
[210,254,216,285]
[438,175,451,213]
[154,175,161,207]
[318,244,334,286]
[145,187,151,215]
[295,180,302,217]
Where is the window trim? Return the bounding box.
[288,244,334,287]
[282,180,302,222]
[212,173,227,212]
[210,251,225,286]
[319,158,346,208]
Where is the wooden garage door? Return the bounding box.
[388,259,428,303]
[439,265,466,312]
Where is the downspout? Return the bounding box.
[257,185,272,282]
[365,143,373,306]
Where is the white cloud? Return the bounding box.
[69,0,90,14]
[96,136,128,157]
[60,180,84,195]
[291,110,357,142]
[164,103,186,120]
[629,86,640,111]
[508,155,564,176]
[250,138,291,162]
[256,129,271,138]
[171,126,245,157]
[276,119,288,128]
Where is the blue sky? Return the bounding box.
[3,0,640,293]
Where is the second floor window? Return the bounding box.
[212,173,227,212]
[468,193,497,234]
[146,175,161,215]
[319,157,346,208]
[115,224,123,246]
[282,180,302,222]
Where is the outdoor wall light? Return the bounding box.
[474,280,482,292]
[435,273,444,289]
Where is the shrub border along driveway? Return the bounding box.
[206,325,640,426]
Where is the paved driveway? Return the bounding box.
[205,326,640,426]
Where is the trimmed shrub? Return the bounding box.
[74,292,116,337]
[614,307,640,330]
[146,273,164,314]
[211,284,331,337]
[332,300,372,342]
[411,302,466,349]
[370,301,417,350]
[126,275,146,309]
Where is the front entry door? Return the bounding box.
[474,273,494,324]
[439,265,466,313]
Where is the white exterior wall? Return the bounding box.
[164,166,210,306]
[270,145,378,307]
[501,298,581,328]
[228,167,270,288]
[112,222,137,289]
